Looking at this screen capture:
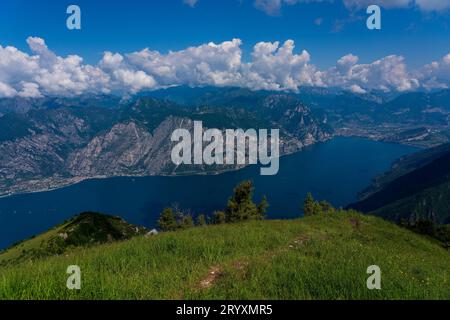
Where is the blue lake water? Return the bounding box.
[0,137,418,249]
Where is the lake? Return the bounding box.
[0,137,418,249]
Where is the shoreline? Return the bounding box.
[0,135,420,200]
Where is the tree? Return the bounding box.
[180,214,194,229]
[319,200,334,213]
[225,180,259,222]
[303,193,316,216]
[157,208,177,231]
[197,214,207,226]
[257,196,269,219]
[212,211,226,224]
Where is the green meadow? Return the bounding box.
[0,212,448,300]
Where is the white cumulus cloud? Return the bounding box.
[125,39,243,88]
[417,54,450,90]
[0,82,17,98]
[324,54,420,92]
[0,37,448,97]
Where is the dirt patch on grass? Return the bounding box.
[199,265,222,289]
[289,235,311,249]
[197,233,312,291]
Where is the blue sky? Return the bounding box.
[0,0,449,97]
[1,0,448,67]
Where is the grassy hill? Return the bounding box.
[0,212,147,266]
[0,212,448,300]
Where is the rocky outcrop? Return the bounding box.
[66,117,203,176]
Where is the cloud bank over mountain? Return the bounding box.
[0,37,448,98]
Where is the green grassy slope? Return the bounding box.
[0,212,147,266]
[0,212,448,300]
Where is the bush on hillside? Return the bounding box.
[303,193,337,216]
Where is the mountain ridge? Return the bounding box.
[0,91,330,196]
[349,149,450,224]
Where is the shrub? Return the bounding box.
[212,211,226,224]
[303,193,337,216]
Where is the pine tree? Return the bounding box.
[157,208,177,231]
[257,196,269,219]
[319,200,334,213]
[180,214,194,229]
[212,211,226,224]
[225,180,258,222]
[197,214,207,226]
[303,193,316,216]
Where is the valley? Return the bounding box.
[0,87,449,249]
[0,88,449,300]
[0,137,416,249]
[2,0,450,304]
[1,87,450,198]
[298,88,450,148]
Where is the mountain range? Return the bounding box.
[1,87,450,198]
[144,86,450,146]
[0,89,330,196]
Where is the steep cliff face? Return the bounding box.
[0,108,105,187]
[66,117,189,176]
[0,93,330,196]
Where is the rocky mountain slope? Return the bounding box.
[148,86,450,147]
[0,91,330,196]
[301,88,450,147]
